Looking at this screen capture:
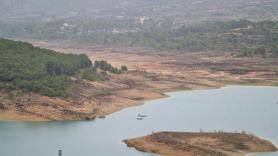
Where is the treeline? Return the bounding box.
[81,60,128,81]
[0,39,92,96]
[94,60,121,74]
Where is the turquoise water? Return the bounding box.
[0,86,277,156]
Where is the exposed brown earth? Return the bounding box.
[0,40,277,121]
[0,69,195,121]
[123,132,278,156]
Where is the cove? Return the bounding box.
[0,86,277,156]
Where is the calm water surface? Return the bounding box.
[0,86,277,156]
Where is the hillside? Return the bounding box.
[0,39,139,121]
[0,39,194,121]
[0,39,278,121]
[0,38,93,96]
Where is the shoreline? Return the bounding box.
[123,132,278,156]
[0,83,277,122]
[1,40,278,121]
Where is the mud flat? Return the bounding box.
[124,132,277,156]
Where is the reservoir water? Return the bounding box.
[0,86,277,156]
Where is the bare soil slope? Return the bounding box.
[0,40,277,121]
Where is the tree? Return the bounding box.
[121,65,128,71]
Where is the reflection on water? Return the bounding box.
[0,86,277,156]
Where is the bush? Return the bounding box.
[81,67,109,82]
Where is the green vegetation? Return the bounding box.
[0,38,91,96]
[0,38,128,97]
[81,67,108,82]
[107,20,278,56]
[94,60,121,74]
[81,61,128,82]
[1,0,278,57]
[2,19,277,56]
[0,39,92,96]
[121,65,128,72]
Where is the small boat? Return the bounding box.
[137,117,143,120]
[137,114,147,118]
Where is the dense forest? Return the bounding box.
[113,20,278,56]
[0,39,126,97]
[1,19,278,56]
